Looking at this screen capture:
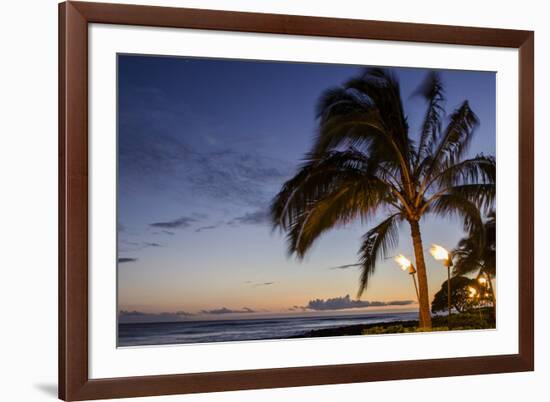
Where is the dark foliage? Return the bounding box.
[453,211,496,278]
[431,276,478,313]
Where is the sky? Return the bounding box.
[117,54,496,323]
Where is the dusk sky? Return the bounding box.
[117,54,495,322]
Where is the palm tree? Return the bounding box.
[270,68,495,328]
[452,211,496,310]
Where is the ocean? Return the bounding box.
[118,310,419,347]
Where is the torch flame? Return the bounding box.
[395,254,412,271]
[429,244,450,261]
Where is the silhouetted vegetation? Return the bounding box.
[293,309,494,338]
[452,212,496,313]
[431,276,480,314]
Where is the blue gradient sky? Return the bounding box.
[117,55,495,320]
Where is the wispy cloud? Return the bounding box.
[119,240,163,253]
[119,310,146,316]
[242,280,275,287]
[118,257,138,263]
[193,208,271,234]
[118,310,194,323]
[200,307,256,315]
[299,295,415,311]
[327,263,361,270]
[252,282,275,287]
[150,216,200,229]
[151,231,175,236]
[228,209,270,226]
[195,224,222,233]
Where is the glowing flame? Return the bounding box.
[430,244,450,261]
[478,277,487,285]
[468,286,478,298]
[395,254,412,271]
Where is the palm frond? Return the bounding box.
[357,213,402,296]
[428,193,483,234]
[413,71,445,163]
[452,238,483,276]
[452,212,496,277]
[419,101,479,181]
[271,149,395,257]
[344,68,411,159]
[312,110,387,156]
[286,177,390,257]
[316,87,371,123]
[271,149,371,231]
[430,154,496,190]
[447,183,495,215]
[481,211,496,276]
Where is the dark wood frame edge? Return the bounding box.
[59,1,534,401]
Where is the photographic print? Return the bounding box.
[117,55,496,347]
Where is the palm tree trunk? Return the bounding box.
[408,219,432,329]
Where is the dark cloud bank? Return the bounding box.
[291,295,415,312]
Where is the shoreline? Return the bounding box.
[291,319,419,338]
[292,310,495,338]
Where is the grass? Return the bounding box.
[363,309,495,335]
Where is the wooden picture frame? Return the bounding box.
[59,1,534,400]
